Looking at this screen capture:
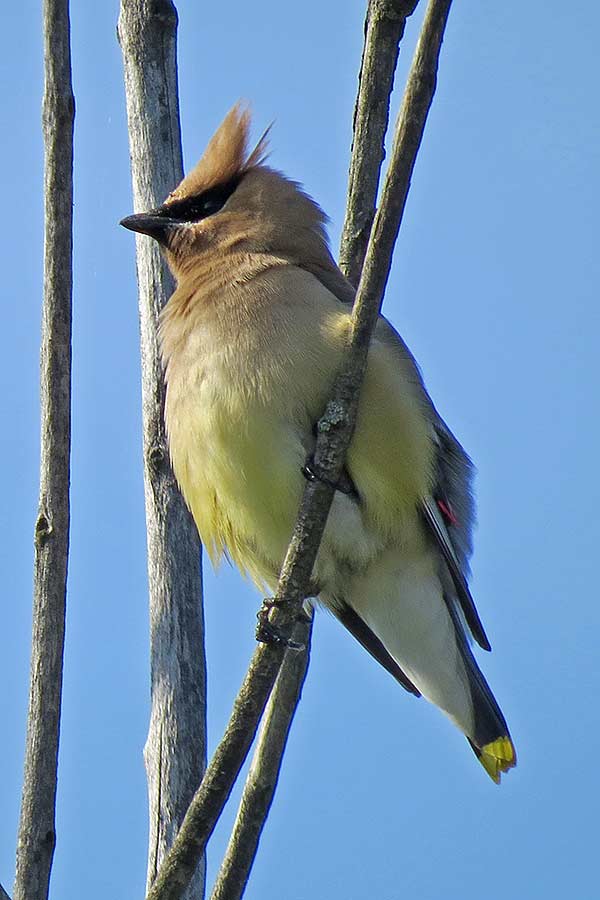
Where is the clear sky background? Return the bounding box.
[1,2,599,898]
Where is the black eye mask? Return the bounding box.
[162,176,241,223]
[120,176,242,246]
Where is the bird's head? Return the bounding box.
[120,104,332,280]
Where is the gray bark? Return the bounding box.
[348,0,454,311]
[209,614,314,900]
[13,2,74,899]
[117,3,207,898]
[146,632,291,900]
[145,1,454,897]
[339,0,420,286]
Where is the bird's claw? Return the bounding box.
[256,598,306,651]
[301,456,338,491]
[302,454,357,497]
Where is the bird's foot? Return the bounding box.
[256,597,306,650]
[302,454,357,498]
[301,456,339,491]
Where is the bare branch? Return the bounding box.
[144,2,453,898]
[263,0,455,667]
[348,0,454,314]
[117,2,207,897]
[206,4,418,891]
[0,881,12,900]
[209,614,314,900]
[13,2,74,899]
[340,0,420,286]
[146,640,288,899]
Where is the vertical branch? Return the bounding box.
[339,0,419,285]
[117,2,207,898]
[13,2,74,899]
[209,614,314,900]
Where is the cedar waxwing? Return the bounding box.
[121,105,516,783]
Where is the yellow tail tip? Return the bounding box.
[479,737,517,784]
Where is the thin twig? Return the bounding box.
[0,882,12,900]
[209,614,314,900]
[117,2,207,898]
[206,4,418,893]
[13,3,74,899]
[339,0,419,286]
[145,2,453,897]
[146,640,288,899]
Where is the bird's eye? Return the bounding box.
[193,197,225,218]
[163,176,241,224]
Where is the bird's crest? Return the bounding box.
[167,104,270,203]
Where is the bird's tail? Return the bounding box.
[447,598,517,783]
[336,551,516,783]
[468,736,516,783]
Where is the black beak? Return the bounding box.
[120,210,177,247]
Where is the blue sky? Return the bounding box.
[1,1,599,897]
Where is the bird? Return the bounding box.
[121,104,516,783]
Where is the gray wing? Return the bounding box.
[375,316,490,650]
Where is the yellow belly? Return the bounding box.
[162,268,435,591]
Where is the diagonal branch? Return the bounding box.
[204,4,420,895]
[0,882,12,900]
[340,0,419,286]
[13,2,74,899]
[146,1,453,897]
[117,2,207,898]
[209,613,314,900]
[146,634,289,899]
